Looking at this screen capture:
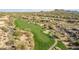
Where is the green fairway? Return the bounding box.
[56,41,67,50]
[14,18,55,50]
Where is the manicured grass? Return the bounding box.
[14,18,55,50]
[56,41,67,50]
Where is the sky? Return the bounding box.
[0,9,53,12]
[0,9,78,12]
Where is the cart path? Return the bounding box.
[48,39,58,50]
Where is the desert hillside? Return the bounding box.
[0,9,79,50]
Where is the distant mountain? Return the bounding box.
[0,9,79,12]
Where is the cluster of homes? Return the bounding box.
[21,13,79,49]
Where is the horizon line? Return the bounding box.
[0,9,78,12]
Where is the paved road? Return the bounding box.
[55,47,61,50]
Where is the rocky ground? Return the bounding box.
[0,15,34,50]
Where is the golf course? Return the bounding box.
[14,18,66,50]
